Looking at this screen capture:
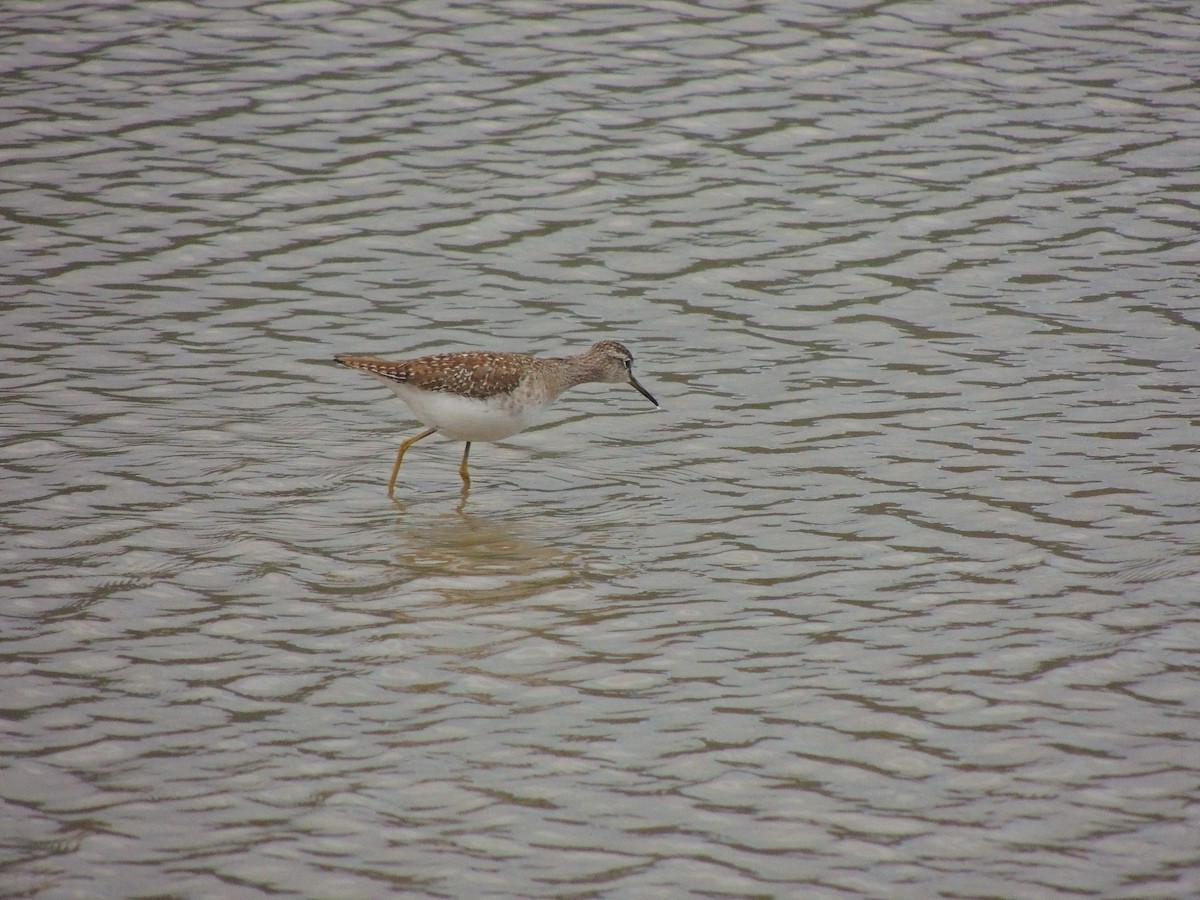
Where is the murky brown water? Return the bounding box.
[4,1,1199,897]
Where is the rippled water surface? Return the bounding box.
[4,1,1200,897]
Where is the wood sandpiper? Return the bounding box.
[334,339,659,495]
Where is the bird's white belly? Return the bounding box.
[380,379,541,442]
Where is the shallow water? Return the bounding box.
[4,1,1199,897]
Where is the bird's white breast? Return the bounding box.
[378,378,543,442]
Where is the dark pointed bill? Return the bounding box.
[628,373,659,408]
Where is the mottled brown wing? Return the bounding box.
[334,351,534,400]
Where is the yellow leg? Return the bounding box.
[387,427,436,497]
[459,442,472,486]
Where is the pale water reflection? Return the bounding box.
[4,0,1200,897]
[385,506,580,589]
